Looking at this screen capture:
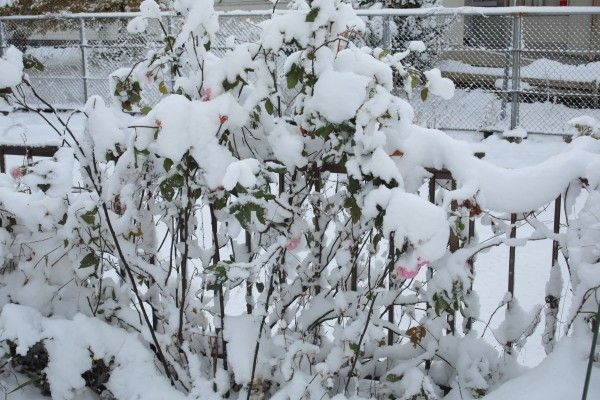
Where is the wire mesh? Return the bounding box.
[1,10,599,136]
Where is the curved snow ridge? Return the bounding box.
[396,126,600,213]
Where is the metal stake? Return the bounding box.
[382,15,391,50]
[79,18,89,103]
[0,20,6,58]
[510,14,522,130]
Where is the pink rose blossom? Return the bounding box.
[394,257,429,279]
[10,166,24,180]
[201,87,213,102]
[394,265,419,279]
[144,73,155,84]
[286,237,301,252]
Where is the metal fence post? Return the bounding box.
[79,18,89,104]
[382,15,391,49]
[166,14,175,90]
[510,14,522,130]
[0,20,5,58]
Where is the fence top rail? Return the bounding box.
[0,6,599,21]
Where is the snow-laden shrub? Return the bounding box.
[2,0,600,399]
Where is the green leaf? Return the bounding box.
[163,158,174,172]
[255,190,276,201]
[407,68,421,90]
[348,177,360,194]
[164,36,175,49]
[223,75,247,91]
[373,232,383,248]
[256,282,264,293]
[305,7,319,22]
[160,182,175,201]
[213,195,228,210]
[286,73,297,89]
[231,203,266,229]
[171,174,184,187]
[159,174,184,201]
[141,105,152,115]
[80,252,99,269]
[344,196,361,224]
[286,64,303,90]
[385,374,401,383]
[314,124,334,138]
[158,81,169,95]
[37,183,50,193]
[265,98,274,115]
[420,87,429,102]
[349,342,360,354]
[58,213,67,225]
[22,54,45,71]
[378,48,390,60]
[81,208,97,225]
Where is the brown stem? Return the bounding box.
[209,204,228,371]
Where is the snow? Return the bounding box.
[334,49,393,90]
[260,12,312,51]
[408,40,426,53]
[347,147,403,184]
[424,68,455,100]
[441,58,600,84]
[0,112,64,147]
[135,93,248,188]
[267,122,307,170]
[82,96,126,163]
[140,0,161,18]
[0,304,186,400]
[568,115,600,139]
[223,315,260,384]
[222,158,259,191]
[493,298,542,349]
[174,0,219,50]
[307,70,370,124]
[127,16,148,34]
[412,88,600,135]
[481,336,600,400]
[366,188,450,262]
[395,126,600,213]
[0,46,24,89]
[502,126,528,139]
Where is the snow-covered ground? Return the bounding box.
[441,58,600,84]
[413,88,600,136]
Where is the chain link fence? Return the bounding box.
[1,7,599,136]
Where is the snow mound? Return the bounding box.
[0,46,23,89]
[481,336,600,400]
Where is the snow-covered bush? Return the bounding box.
[2,1,600,399]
